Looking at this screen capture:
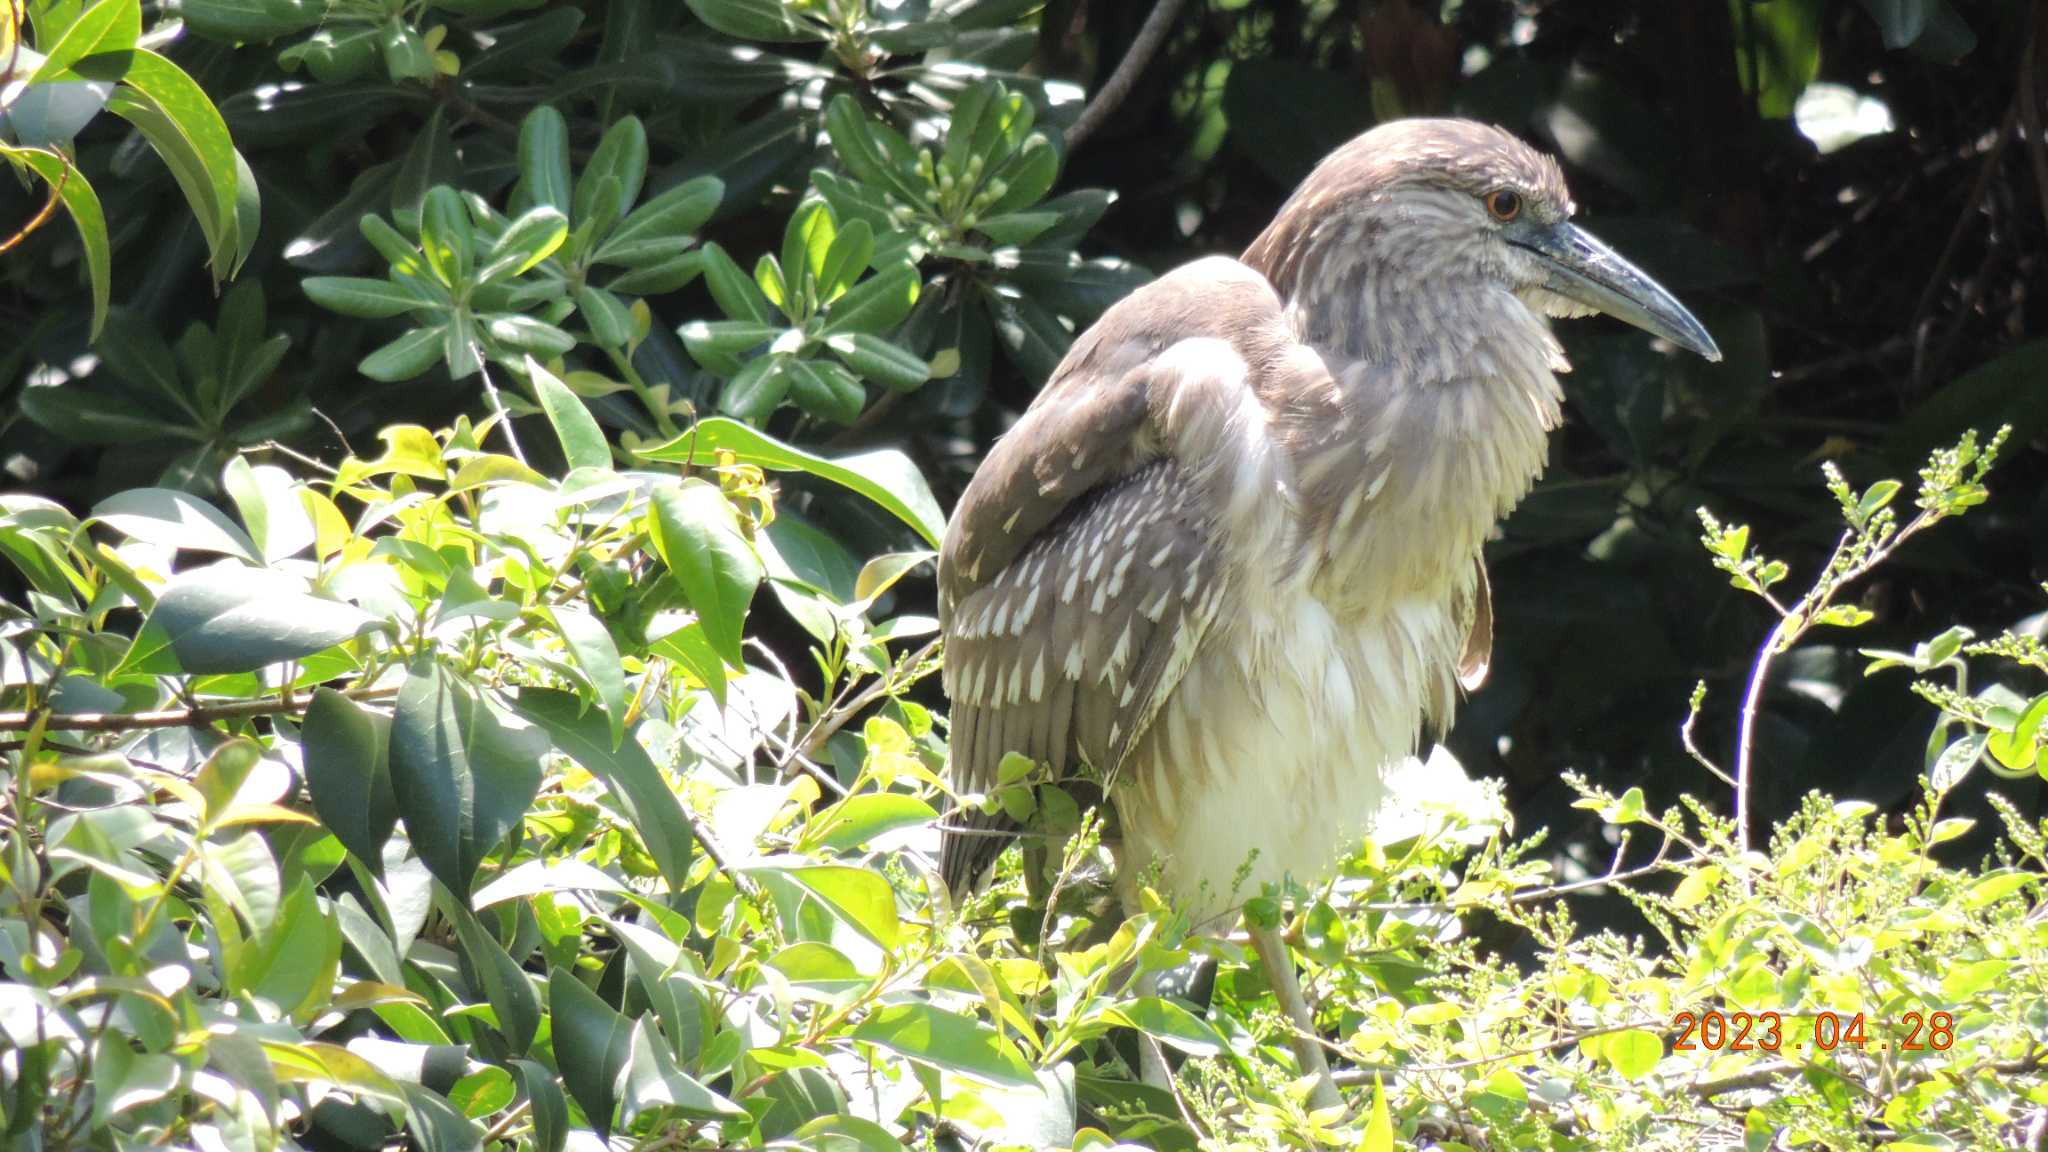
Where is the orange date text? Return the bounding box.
[1670,1010,1953,1053]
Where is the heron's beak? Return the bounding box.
[1510,221,1722,362]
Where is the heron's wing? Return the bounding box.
[941,460,1223,895]
[936,256,1300,896]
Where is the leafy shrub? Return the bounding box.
[3,1,2045,1150]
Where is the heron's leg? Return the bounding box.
[1246,919,1342,1112]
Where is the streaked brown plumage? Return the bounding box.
[938,119,1718,921]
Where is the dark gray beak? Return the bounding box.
[1511,221,1722,361]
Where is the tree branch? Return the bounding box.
[1063,0,1186,151]
[0,686,401,733]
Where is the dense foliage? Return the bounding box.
[2,0,2046,1149]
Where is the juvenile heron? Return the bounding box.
[937,118,1719,1102]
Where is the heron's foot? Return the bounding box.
[1246,919,1343,1113]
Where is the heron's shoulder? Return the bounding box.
[1048,256,1289,388]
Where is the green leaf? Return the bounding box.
[303,276,430,319]
[388,660,550,896]
[815,217,874,302]
[574,117,648,230]
[699,241,773,324]
[547,967,632,1137]
[748,862,900,948]
[825,332,928,392]
[174,0,324,41]
[360,325,447,382]
[3,162,105,329]
[782,199,835,305]
[596,175,722,264]
[821,263,919,336]
[682,0,826,42]
[90,49,244,277]
[638,418,944,547]
[377,17,434,81]
[512,1060,568,1152]
[448,901,541,1054]
[420,186,473,286]
[647,480,762,667]
[575,284,634,349]
[808,794,936,853]
[517,105,572,214]
[234,872,341,1017]
[1586,1027,1663,1082]
[515,689,696,893]
[301,688,398,875]
[1363,1073,1393,1152]
[529,358,610,473]
[478,206,568,284]
[1108,997,1227,1057]
[822,94,924,206]
[548,606,626,748]
[620,1018,743,1122]
[849,1003,1034,1087]
[135,566,375,675]
[20,385,196,444]
[35,0,140,82]
[784,356,865,425]
[91,487,259,560]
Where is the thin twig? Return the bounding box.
[2018,3,2048,236]
[0,149,68,256]
[1063,0,1187,150]
[0,686,400,733]
[789,638,941,763]
[1911,99,2017,385]
[475,350,527,464]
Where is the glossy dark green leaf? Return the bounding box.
[477,206,568,284]
[92,487,259,560]
[647,479,761,666]
[786,356,866,424]
[303,276,428,319]
[826,332,928,392]
[682,0,825,42]
[574,117,648,229]
[547,967,631,1137]
[137,565,375,674]
[302,688,397,874]
[717,352,789,420]
[637,418,944,546]
[512,1060,568,1152]
[575,285,634,349]
[359,325,447,382]
[378,17,435,82]
[699,241,773,324]
[388,660,549,896]
[516,105,572,215]
[175,0,325,41]
[529,358,610,473]
[821,263,919,336]
[597,175,720,263]
[447,902,540,1055]
[620,1018,742,1122]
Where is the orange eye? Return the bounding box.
[1485,189,1522,221]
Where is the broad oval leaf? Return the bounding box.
[388,660,549,896]
[647,480,762,668]
[301,688,397,873]
[136,565,376,674]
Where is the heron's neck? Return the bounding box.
[1276,275,1566,610]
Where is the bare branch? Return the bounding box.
[1063,0,1186,151]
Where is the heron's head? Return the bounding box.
[1245,118,1721,363]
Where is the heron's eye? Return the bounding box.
[1485,189,1522,222]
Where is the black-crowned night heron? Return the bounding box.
[937,118,1719,1103]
